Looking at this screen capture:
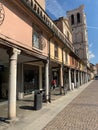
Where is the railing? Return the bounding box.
[21,0,74,52]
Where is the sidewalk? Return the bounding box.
[0,81,93,130]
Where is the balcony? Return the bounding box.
[21,0,74,52]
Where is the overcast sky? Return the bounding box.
[46,0,98,65]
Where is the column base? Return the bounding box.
[6,117,19,124]
[18,92,24,100]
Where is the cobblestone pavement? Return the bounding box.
[43,80,98,130]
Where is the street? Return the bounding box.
[0,80,98,130]
[43,80,98,130]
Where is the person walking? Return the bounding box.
[51,79,56,90]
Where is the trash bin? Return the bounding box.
[34,90,42,110]
[39,89,46,102]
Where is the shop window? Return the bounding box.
[24,65,39,95]
[54,44,58,58]
[71,14,74,25]
[77,13,80,23]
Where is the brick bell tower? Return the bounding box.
[67,5,89,66]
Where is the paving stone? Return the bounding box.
[43,81,98,130]
[0,81,94,130]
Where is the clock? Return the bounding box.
[0,3,5,25]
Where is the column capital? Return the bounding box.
[69,68,71,71]
[39,65,43,67]
[60,64,63,68]
[13,48,21,55]
[44,59,49,64]
[7,48,21,60]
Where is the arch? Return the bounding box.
[71,14,74,25]
[77,13,81,23]
[34,4,37,11]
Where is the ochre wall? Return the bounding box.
[50,41,62,63]
[0,1,48,56]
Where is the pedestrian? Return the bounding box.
[51,79,56,90]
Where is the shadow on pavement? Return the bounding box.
[0,117,8,123]
[19,106,35,110]
[21,100,34,102]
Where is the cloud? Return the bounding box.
[88,43,95,59]
[89,43,93,48]
[46,0,65,18]
[89,50,95,60]
[87,26,98,29]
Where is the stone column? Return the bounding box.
[39,65,42,90]
[8,48,21,120]
[68,68,71,90]
[85,73,87,83]
[86,73,88,82]
[84,73,85,83]
[78,71,80,87]
[60,65,64,94]
[74,70,76,88]
[17,63,24,100]
[83,72,85,84]
[82,72,84,84]
[45,60,49,102]
[81,72,83,85]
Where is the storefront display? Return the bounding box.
[24,64,39,95]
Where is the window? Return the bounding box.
[65,52,68,63]
[54,44,58,58]
[75,61,78,67]
[33,31,40,49]
[71,14,74,25]
[77,13,80,23]
[72,57,74,65]
[33,30,46,50]
[75,49,79,55]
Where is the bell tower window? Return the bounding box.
[77,13,80,23]
[71,14,74,25]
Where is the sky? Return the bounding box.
[46,0,98,65]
